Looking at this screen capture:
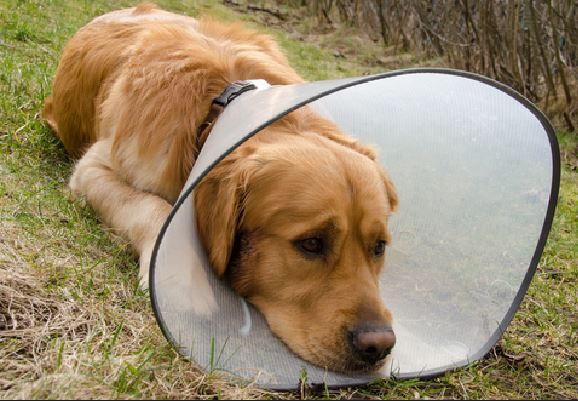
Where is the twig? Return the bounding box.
[417,19,472,47]
[528,0,557,99]
[0,41,17,49]
[246,4,286,20]
[548,1,572,106]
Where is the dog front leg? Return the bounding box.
[69,140,172,287]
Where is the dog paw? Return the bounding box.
[68,154,95,197]
[138,271,150,290]
[69,140,113,197]
[138,242,154,289]
[68,166,83,197]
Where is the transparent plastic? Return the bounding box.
[150,70,558,389]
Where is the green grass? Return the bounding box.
[1,0,577,399]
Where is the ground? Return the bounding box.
[0,0,577,399]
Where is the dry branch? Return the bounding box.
[296,0,577,131]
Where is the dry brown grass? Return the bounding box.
[0,217,276,399]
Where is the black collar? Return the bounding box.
[196,81,258,151]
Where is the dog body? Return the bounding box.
[44,4,398,372]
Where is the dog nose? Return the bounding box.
[349,327,396,364]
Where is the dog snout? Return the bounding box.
[348,325,396,364]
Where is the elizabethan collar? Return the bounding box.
[150,69,559,389]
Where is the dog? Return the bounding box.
[43,3,399,373]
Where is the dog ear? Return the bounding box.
[379,166,399,213]
[194,146,256,276]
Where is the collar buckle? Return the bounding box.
[196,81,260,151]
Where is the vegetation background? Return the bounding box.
[273,0,577,131]
[1,0,576,399]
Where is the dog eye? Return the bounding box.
[295,237,324,256]
[373,240,386,257]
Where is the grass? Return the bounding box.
[1,0,577,399]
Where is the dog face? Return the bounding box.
[195,119,398,372]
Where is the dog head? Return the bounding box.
[195,110,398,372]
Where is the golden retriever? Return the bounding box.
[43,3,399,373]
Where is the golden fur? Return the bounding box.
[44,3,398,372]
